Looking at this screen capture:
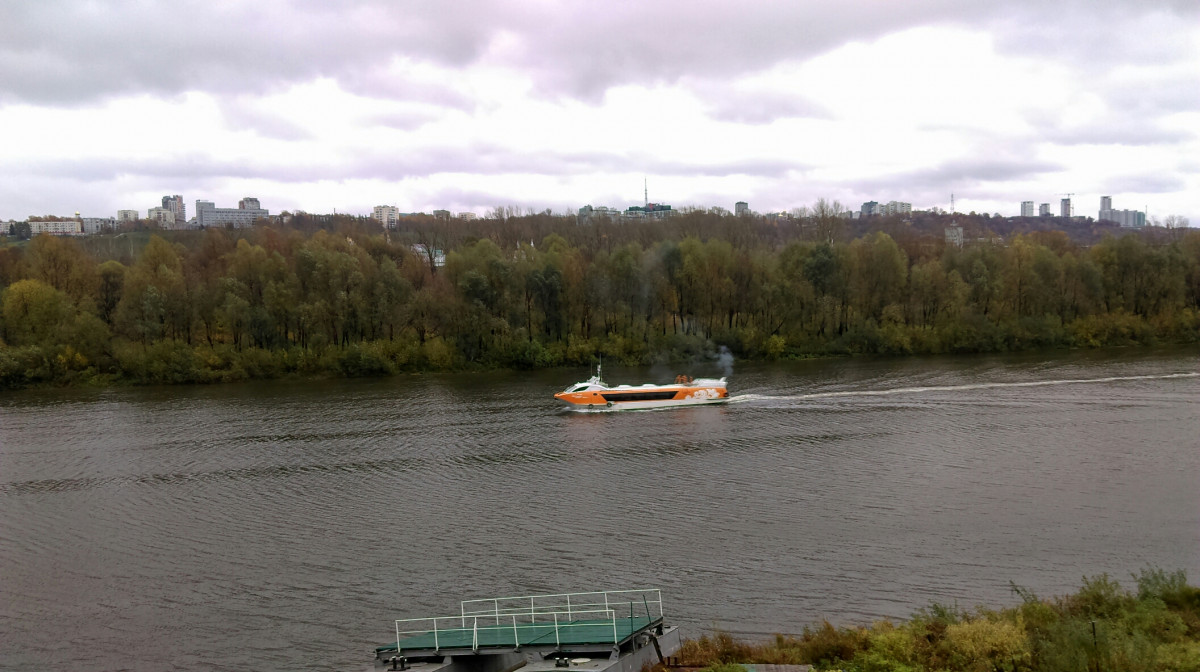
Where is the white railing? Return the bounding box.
[393,589,663,655]
[395,608,622,653]
[460,588,663,625]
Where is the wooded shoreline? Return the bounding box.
[2,211,1198,390]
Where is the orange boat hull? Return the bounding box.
[555,382,728,411]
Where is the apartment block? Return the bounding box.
[196,198,268,228]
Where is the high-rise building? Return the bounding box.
[1098,197,1145,228]
[373,205,400,228]
[238,197,261,210]
[1099,208,1146,227]
[1039,203,1051,216]
[860,201,880,216]
[162,194,185,222]
[1021,201,1034,217]
[1060,198,1072,218]
[117,209,139,222]
[884,201,912,216]
[735,201,749,216]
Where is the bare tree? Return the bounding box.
[1163,214,1190,242]
[811,198,846,244]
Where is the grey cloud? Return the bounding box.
[338,72,479,112]
[0,0,495,105]
[991,2,1200,74]
[363,149,804,181]
[674,158,805,178]
[364,109,444,132]
[219,99,315,141]
[1097,173,1186,195]
[1046,122,1192,147]
[1099,73,1200,124]
[696,84,832,124]
[856,154,1065,195]
[9,0,1194,107]
[9,155,336,184]
[4,143,806,188]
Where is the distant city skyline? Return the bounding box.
[1,189,1179,230]
[1,1,1196,223]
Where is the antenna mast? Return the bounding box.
[644,177,648,208]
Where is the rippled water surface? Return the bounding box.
[2,348,1198,671]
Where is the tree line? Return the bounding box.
[1,208,1198,388]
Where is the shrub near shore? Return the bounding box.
[670,570,1200,672]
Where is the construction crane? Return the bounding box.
[1059,193,1075,217]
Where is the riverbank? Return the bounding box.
[2,331,1197,392]
[667,571,1200,672]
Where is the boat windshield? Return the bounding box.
[564,383,590,393]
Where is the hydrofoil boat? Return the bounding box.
[554,364,728,411]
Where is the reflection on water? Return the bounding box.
[1,348,1198,670]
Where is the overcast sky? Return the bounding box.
[1,0,1196,223]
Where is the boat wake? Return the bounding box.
[728,372,1200,404]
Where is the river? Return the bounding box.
[1,347,1198,670]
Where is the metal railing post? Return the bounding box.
[433,619,439,651]
[512,615,519,648]
[554,612,560,647]
[473,617,479,651]
[611,609,618,643]
[567,594,572,619]
[396,621,402,660]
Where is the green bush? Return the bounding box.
[1068,311,1155,347]
[851,623,921,672]
[115,340,204,384]
[941,617,1029,672]
[663,569,1200,672]
[420,337,455,370]
[334,343,395,377]
[763,334,787,360]
[0,345,41,388]
[1061,573,1132,620]
[795,621,870,668]
[1157,641,1200,672]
